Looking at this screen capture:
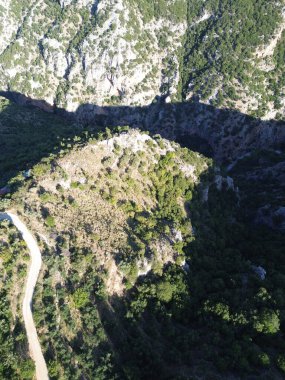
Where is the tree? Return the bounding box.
[156,281,173,303]
[19,360,35,379]
[253,309,280,334]
[73,288,89,309]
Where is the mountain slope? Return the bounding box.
[0,0,285,119]
[0,0,186,109]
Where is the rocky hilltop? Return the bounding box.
[1,89,285,231]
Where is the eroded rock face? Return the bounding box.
[1,0,285,120]
[0,0,22,55]
[0,0,186,111]
[58,0,73,8]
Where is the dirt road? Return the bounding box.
[0,212,49,380]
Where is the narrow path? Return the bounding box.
[0,212,49,380]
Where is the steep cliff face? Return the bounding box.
[1,0,285,120]
[0,1,21,54]
[0,0,186,111]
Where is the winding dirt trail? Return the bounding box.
[0,212,49,380]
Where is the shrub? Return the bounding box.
[45,215,55,228]
[19,359,35,379]
[253,309,280,334]
[258,352,270,367]
[277,354,285,373]
[33,162,51,177]
[102,156,113,167]
[156,281,173,302]
[73,288,89,309]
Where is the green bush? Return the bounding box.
[45,215,55,228]
[253,309,280,334]
[257,352,270,367]
[156,281,173,302]
[73,288,90,309]
[277,354,285,373]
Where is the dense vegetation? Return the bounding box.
[33,259,121,379]
[98,179,285,379]
[127,0,187,23]
[181,0,284,116]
